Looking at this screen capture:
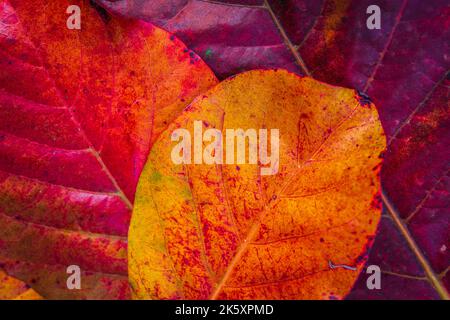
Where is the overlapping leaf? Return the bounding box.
[130,70,386,299]
[97,0,450,299]
[0,0,217,299]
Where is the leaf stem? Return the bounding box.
[382,190,449,300]
[263,0,311,77]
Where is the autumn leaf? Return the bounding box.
[129,70,386,299]
[0,269,42,300]
[0,0,217,299]
[97,0,450,299]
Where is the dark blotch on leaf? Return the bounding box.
[356,90,372,107]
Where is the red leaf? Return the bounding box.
[0,0,217,299]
